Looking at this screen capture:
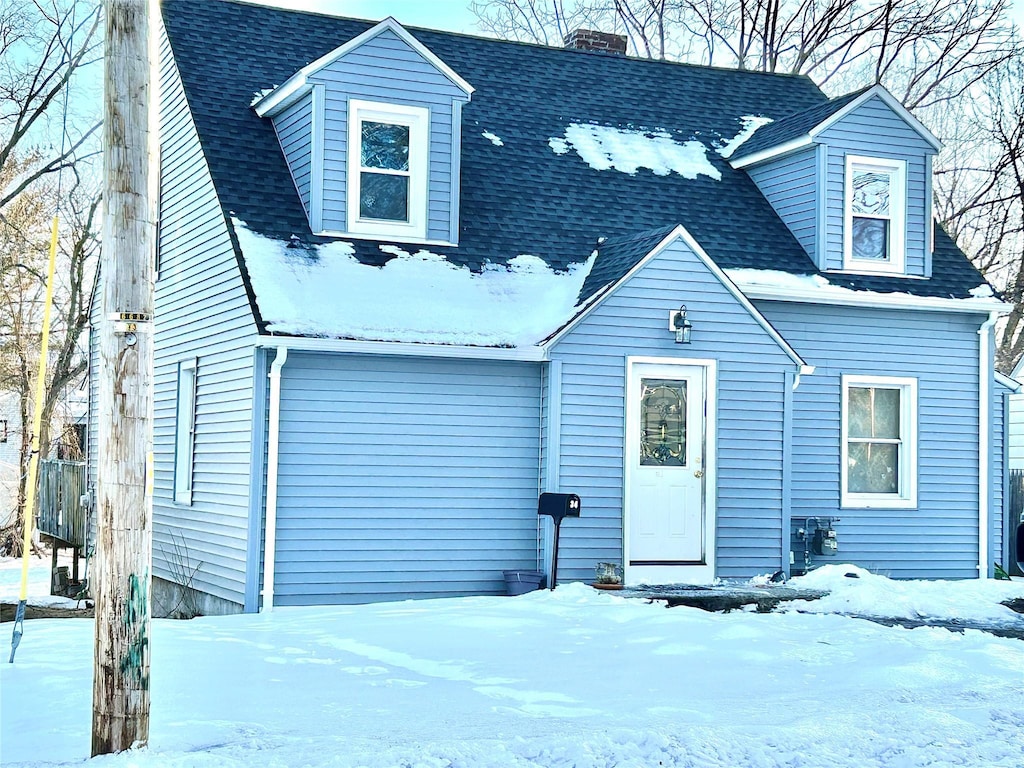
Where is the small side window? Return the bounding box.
[174,358,197,505]
[843,155,906,274]
[346,99,429,240]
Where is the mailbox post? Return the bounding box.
[538,493,580,590]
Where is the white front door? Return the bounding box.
[625,360,714,584]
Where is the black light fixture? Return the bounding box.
[672,305,692,344]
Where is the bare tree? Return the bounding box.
[0,0,101,211]
[0,160,99,552]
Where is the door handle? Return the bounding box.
[694,469,704,478]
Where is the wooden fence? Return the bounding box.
[1009,469,1024,576]
[36,459,88,549]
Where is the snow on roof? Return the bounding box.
[726,267,1003,309]
[233,219,595,347]
[716,115,774,159]
[481,131,504,146]
[550,123,721,180]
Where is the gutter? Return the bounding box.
[261,345,289,611]
[978,311,999,578]
[255,336,547,362]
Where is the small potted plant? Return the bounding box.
[593,562,623,590]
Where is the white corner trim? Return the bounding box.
[262,346,289,612]
[840,374,918,510]
[542,225,807,370]
[253,17,473,117]
[255,336,547,362]
[729,135,813,169]
[978,311,999,577]
[309,84,325,232]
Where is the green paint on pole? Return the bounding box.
[119,572,150,690]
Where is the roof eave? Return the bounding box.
[255,335,547,361]
[737,283,1011,314]
[729,84,942,169]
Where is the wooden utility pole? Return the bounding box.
[92,0,153,755]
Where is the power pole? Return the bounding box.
[92,0,153,755]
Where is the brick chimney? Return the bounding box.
[563,29,628,55]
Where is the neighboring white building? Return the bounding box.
[0,391,22,526]
[1009,361,1024,470]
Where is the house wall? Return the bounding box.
[271,352,542,605]
[311,28,468,241]
[547,238,798,583]
[993,385,1006,568]
[272,93,314,216]
[758,301,983,578]
[817,95,935,276]
[153,26,260,611]
[746,146,819,264]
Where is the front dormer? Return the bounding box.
[731,86,941,279]
[253,18,473,245]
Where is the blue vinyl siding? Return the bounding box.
[746,146,818,264]
[153,25,260,607]
[311,28,467,241]
[548,238,797,582]
[272,94,313,215]
[758,301,983,578]
[272,352,541,605]
[817,95,934,275]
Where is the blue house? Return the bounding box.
[102,0,1015,613]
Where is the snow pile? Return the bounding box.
[234,219,594,347]
[482,130,504,146]
[717,115,774,158]
[970,283,995,298]
[786,564,1024,623]
[3,580,1024,767]
[249,86,276,107]
[550,123,721,180]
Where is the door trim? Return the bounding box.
[623,356,717,585]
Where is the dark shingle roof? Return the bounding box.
[579,226,679,303]
[731,87,870,161]
[161,0,985,304]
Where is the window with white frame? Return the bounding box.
[347,99,429,240]
[844,155,906,274]
[841,375,917,508]
[174,358,197,505]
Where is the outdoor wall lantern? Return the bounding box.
[671,305,692,344]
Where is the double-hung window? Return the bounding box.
[841,375,917,508]
[347,99,429,240]
[174,358,198,505]
[844,155,906,274]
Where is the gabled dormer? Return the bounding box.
[252,18,473,245]
[730,85,942,279]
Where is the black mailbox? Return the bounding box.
[538,492,581,523]
[538,493,581,591]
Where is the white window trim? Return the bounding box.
[843,155,906,275]
[841,374,918,509]
[174,358,198,506]
[346,99,429,240]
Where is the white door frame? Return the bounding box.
[623,356,717,585]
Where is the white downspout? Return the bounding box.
[978,312,998,578]
[262,346,289,611]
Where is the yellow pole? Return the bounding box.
[9,214,59,663]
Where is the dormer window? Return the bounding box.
[844,155,906,274]
[347,100,429,240]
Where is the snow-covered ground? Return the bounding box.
[2,567,1024,767]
